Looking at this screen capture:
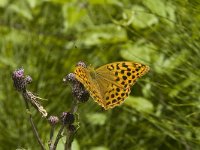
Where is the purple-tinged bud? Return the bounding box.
[13,68,24,78]
[48,116,59,126]
[25,75,32,84]
[72,81,90,103]
[63,72,89,103]
[12,68,26,92]
[63,73,76,84]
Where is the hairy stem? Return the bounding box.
[65,99,79,150]
[24,93,46,150]
[51,125,65,150]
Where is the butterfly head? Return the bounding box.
[87,66,97,80]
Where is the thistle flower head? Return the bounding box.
[63,73,76,84]
[12,68,26,92]
[63,73,89,103]
[76,61,87,68]
[25,75,32,84]
[13,68,24,78]
[48,116,59,126]
[61,112,75,125]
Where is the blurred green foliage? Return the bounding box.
[0,0,200,149]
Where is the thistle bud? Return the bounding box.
[61,112,75,125]
[48,116,59,126]
[12,68,26,92]
[63,73,89,103]
[76,61,87,68]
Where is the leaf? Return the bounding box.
[8,2,33,20]
[90,146,109,150]
[72,139,80,150]
[88,0,122,6]
[143,0,166,17]
[62,3,87,30]
[143,0,176,26]
[154,49,190,74]
[131,5,158,29]
[86,113,107,125]
[120,39,158,63]
[124,96,154,113]
[26,0,41,8]
[78,24,127,46]
[0,0,8,7]
[169,72,200,98]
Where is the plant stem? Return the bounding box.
[49,126,55,149]
[24,93,46,150]
[51,125,65,150]
[64,99,79,150]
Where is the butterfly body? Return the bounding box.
[74,62,150,110]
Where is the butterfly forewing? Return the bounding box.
[96,62,150,87]
[74,66,106,108]
[103,83,131,109]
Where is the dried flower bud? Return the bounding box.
[22,91,48,117]
[12,68,26,92]
[12,68,48,118]
[63,73,90,103]
[63,73,76,84]
[48,116,59,126]
[13,68,24,78]
[73,82,90,103]
[25,75,32,84]
[12,68,33,92]
[61,112,75,125]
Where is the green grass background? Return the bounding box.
[0,0,200,149]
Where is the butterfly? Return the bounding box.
[74,61,150,110]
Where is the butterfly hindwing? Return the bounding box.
[94,74,130,109]
[103,83,131,109]
[74,66,105,107]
